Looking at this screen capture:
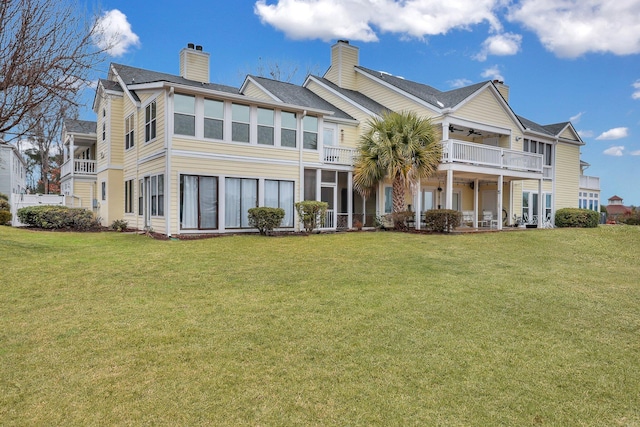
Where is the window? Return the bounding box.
[102,122,106,142]
[303,116,318,149]
[180,175,218,229]
[125,114,135,150]
[304,168,316,200]
[138,180,143,216]
[281,111,297,148]
[124,179,134,213]
[225,178,257,228]
[204,99,224,139]
[524,139,552,166]
[149,174,164,216]
[232,104,250,142]
[265,180,294,227]
[384,186,392,214]
[174,94,195,136]
[257,108,274,145]
[145,100,157,142]
[101,181,106,201]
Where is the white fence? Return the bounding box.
[10,194,66,226]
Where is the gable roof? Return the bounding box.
[111,63,240,95]
[246,76,355,121]
[517,115,554,136]
[307,76,390,117]
[64,119,96,135]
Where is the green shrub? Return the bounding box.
[555,208,599,228]
[17,205,99,230]
[424,209,461,233]
[248,207,285,235]
[295,200,328,233]
[620,210,640,226]
[385,211,416,231]
[0,192,8,201]
[0,210,11,225]
[110,219,129,232]
[0,199,10,211]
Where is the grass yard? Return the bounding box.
[1,225,639,426]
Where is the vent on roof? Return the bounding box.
[195,45,203,51]
[187,43,195,49]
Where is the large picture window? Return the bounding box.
[204,99,224,140]
[174,94,195,136]
[180,175,218,229]
[265,180,294,227]
[225,178,257,228]
[145,100,157,142]
[281,111,297,148]
[232,104,250,143]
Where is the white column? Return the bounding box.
[497,175,503,230]
[445,169,453,209]
[538,178,543,228]
[415,179,422,230]
[347,171,353,229]
[473,178,479,228]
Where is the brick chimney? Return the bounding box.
[324,40,359,90]
[180,43,210,83]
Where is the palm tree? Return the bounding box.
[353,110,441,227]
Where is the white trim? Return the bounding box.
[171,149,300,166]
[240,76,282,102]
[305,75,380,118]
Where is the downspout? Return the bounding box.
[166,87,174,237]
[298,110,307,232]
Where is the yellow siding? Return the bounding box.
[455,89,518,130]
[180,49,209,83]
[306,80,372,123]
[136,92,166,161]
[554,143,580,209]
[325,43,359,90]
[242,81,276,100]
[559,126,579,141]
[172,138,300,162]
[110,96,124,165]
[339,125,360,149]
[356,73,437,117]
[71,180,95,209]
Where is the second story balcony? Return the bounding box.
[580,175,600,190]
[61,158,97,178]
[441,139,543,174]
[324,146,358,166]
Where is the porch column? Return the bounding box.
[316,169,321,202]
[497,175,504,230]
[347,171,353,229]
[445,169,453,209]
[69,135,75,176]
[537,178,543,228]
[415,179,422,230]
[473,178,479,228]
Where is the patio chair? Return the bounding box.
[462,210,474,226]
[482,210,494,228]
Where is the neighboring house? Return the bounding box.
[0,140,27,196]
[578,160,601,212]
[606,195,632,221]
[66,41,595,236]
[60,119,98,211]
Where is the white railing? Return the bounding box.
[580,175,600,190]
[441,140,543,173]
[543,166,553,179]
[324,146,357,166]
[61,159,97,177]
[323,209,335,228]
[10,194,66,226]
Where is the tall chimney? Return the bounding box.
[180,43,210,83]
[493,79,510,103]
[324,40,359,90]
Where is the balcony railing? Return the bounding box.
[580,175,600,190]
[441,139,543,173]
[324,146,357,166]
[61,159,97,177]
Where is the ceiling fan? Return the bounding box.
[468,129,482,136]
[448,125,464,133]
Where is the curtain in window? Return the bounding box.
[181,176,198,229]
[241,179,257,227]
[280,181,294,227]
[225,178,241,228]
[200,177,217,229]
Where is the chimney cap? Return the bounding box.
[187,43,195,49]
[337,39,349,45]
[195,45,203,51]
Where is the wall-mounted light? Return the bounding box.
[515,136,522,141]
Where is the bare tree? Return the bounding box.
[0,0,108,140]
[239,58,321,84]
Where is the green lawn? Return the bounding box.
[1,226,639,426]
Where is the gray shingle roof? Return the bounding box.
[543,122,570,136]
[356,66,487,109]
[310,76,390,116]
[249,76,354,120]
[100,79,123,92]
[111,63,240,95]
[64,119,96,135]
[516,115,554,136]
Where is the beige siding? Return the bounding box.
[71,180,95,209]
[559,127,578,141]
[172,138,300,162]
[338,125,360,149]
[324,43,359,90]
[554,143,580,209]
[242,81,277,100]
[110,96,124,165]
[455,89,518,131]
[180,48,209,83]
[356,73,437,117]
[307,80,372,123]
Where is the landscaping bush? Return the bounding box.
[385,211,415,231]
[17,205,100,230]
[0,195,11,225]
[423,209,461,232]
[295,201,328,233]
[110,219,129,232]
[0,210,11,225]
[555,208,599,228]
[247,207,285,235]
[620,210,640,225]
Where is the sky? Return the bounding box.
[80,0,640,206]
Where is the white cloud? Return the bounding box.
[254,0,504,42]
[596,127,629,140]
[603,146,625,156]
[93,10,140,57]
[508,1,640,58]
[480,65,503,81]
[633,80,640,100]
[577,130,594,138]
[630,150,640,156]
[448,78,473,88]
[570,112,584,123]
[474,32,522,61]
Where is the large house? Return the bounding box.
[0,140,27,197]
[60,41,598,235]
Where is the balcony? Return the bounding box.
[324,146,357,166]
[580,175,600,190]
[441,139,543,174]
[61,159,97,177]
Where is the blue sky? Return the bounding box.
[83,0,640,206]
